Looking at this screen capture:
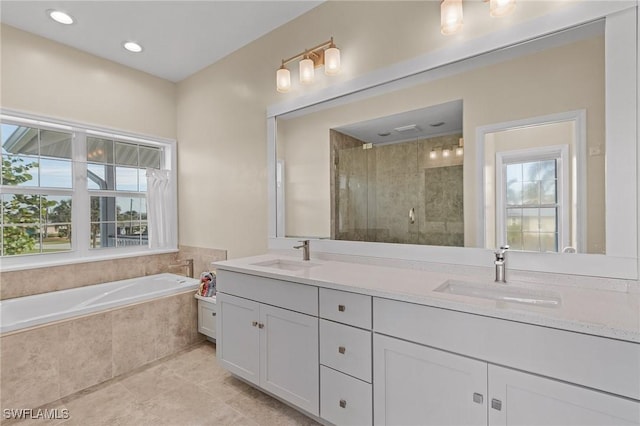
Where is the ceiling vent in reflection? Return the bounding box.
[394,124,420,133]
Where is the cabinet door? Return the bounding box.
[216,293,260,385]
[198,301,217,339]
[260,304,319,416]
[374,334,487,426]
[488,365,640,426]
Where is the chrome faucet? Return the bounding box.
[294,240,310,261]
[494,245,509,283]
[169,258,194,278]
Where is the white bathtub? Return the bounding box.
[0,273,199,334]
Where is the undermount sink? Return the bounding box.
[434,280,561,307]
[251,259,320,272]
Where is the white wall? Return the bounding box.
[176,1,570,258]
[0,25,176,139]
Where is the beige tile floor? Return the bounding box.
[5,342,320,426]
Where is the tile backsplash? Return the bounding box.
[0,245,227,300]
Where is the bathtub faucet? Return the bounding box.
[169,258,194,278]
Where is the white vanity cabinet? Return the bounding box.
[216,271,319,416]
[373,297,640,426]
[488,364,640,426]
[373,334,487,426]
[319,288,373,426]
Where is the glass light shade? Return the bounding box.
[455,147,464,156]
[429,150,438,160]
[276,67,291,93]
[490,0,516,17]
[324,47,341,75]
[442,148,451,158]
[441,0,463,35]
[299,58,315,84]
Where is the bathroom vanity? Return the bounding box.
[215,254,640,426]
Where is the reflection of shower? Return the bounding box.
[333,132,464,246]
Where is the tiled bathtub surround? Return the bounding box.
[0,245,227,300]
[0,291,202,411]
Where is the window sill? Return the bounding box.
[0,247,179,272]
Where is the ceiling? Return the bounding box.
[334,100,463,145]
[0,1,322,82]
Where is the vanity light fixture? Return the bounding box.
[47,9,74,25]
[440,0,463,35]
[123,41,143,53]
[441,0,516,35]
[430,148,438,160]
[276,37,340,93]
[442,147,451,158]
[455,137,464,156]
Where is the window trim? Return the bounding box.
[0,109,178,271]
[495,145,571,253]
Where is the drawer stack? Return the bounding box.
[319,288,373,425]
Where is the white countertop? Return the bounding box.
[214,254,640,343]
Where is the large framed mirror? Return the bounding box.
[267,2,638,279]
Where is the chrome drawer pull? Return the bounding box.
[473,393,483,404]
[338,304,346,312]
[491,398,502,411]
[339,399,347,408]
[338,346,346,354]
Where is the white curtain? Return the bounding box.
[146,169,171,249]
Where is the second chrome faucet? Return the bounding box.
[294,240,310,261]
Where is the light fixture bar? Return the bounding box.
[276,37,340,93]
[280,38,336,68]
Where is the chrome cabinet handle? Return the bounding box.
[252,321,258,327]
[258,323,264,329]
[338,346,346,354]
[473,393,483,404]
[491,398,502,411]
[409,207,415,224]
[339,399,347,408]
[338,304,346,312]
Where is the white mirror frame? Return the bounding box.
[267,2,639,280]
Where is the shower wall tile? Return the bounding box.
[0,324,61,410]
[58,312,113,397]
[330,130,366,240]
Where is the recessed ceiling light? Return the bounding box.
[123,41,143,53]
[430,121,446,127]
[47,9,74,25]
[377,132,391,137]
